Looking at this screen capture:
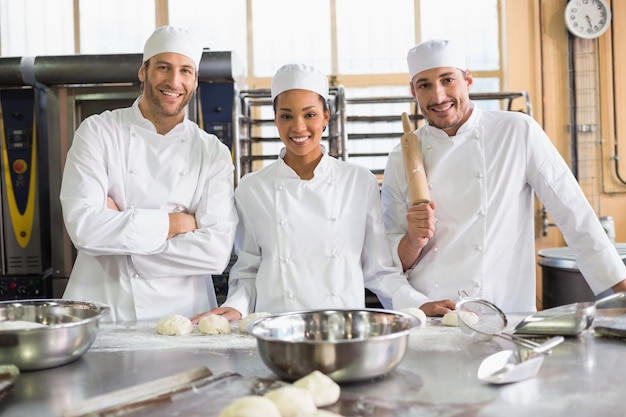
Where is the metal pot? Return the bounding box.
[539,244,626,308]
[0,299,110,371]
[248,309,421,383]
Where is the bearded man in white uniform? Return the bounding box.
[60,26,238,322]
[381,39,626,316]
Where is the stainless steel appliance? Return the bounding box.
[0,51,245,300]
[0,84,52,300]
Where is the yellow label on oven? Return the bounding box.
[0,109,36,249]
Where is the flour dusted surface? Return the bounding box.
[90,321,257,352]
[91,317,494,353]
[0,320,49,330]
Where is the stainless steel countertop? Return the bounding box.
[1,312,625,417]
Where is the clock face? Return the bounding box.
[564,0,612,39]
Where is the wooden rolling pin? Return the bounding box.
[401,112,430,204]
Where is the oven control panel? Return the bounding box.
[0,275,52,301]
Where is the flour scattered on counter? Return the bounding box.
[91,318,496,353]
[407,314,551,352]
[406,318,479,352]
[0,320,49,330]
[407,327,475,352]
[90,321,257,352]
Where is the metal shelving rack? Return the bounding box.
[235,89,532,182]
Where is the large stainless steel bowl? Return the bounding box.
[248,309,419,383]
[0,299,110,371]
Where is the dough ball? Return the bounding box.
[238,312,271,334]
[199,314,232,335]
[441,310,479,327]
[218,395,281,417]
[293,370,340,407]
[441,311,458,326]
[399,307,427,328]
[264,386,317,417]
[156,314,193,335]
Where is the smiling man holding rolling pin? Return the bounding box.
[381,39,626,317]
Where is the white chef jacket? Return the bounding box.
[221,147,422,316]
[381,105,626,312]
[60,97,238,322]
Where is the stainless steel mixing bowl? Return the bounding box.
[248,309,420,383]
[0,299,110,371]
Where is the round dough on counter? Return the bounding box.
[293,370,340,407]
[218,395,281,417]
[156,314,193,335]
[441,310,479,327]
[264,385,317,417]
[238,312,271,334]
[198,314,232,335]
[399,307,427,328]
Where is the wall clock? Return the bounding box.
[564,0,612,39]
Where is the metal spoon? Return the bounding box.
[478,349,544,384]
[477,336,563,384]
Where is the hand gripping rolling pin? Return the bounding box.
[401,112,430,205]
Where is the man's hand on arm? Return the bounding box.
[107,199,196,239]
[107,196,120,211]
[398,201,436,270]
[190,307,242,325]
[420,299,456,317]
[168,212,197,238]
[611,278,626,293]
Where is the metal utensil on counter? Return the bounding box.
[456,297,564,351]
[477,349,544,385]
[514,291,626,336]
[477,332,561,385]
[63,366,214,417]
[594,325,626,341]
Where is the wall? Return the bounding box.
[599,0,626,237]
[505,0,626,309]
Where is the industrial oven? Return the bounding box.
[0,84,52,299]
[0,51,245,301]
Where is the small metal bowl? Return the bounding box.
[0,299,110,371]
[248,309,419,383]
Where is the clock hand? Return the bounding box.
[585,14,592,28]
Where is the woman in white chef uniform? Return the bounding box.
[60,26,238,322]
[192,63,422,323]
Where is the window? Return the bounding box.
[169,0,248,73]
[79,0,154,54]
[250,0,332,77]
[0,0,502,88]
[420,0,500,73]
[336,0,415,74]
[0,0,74,56]
[0,0,503,173]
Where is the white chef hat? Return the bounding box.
[142,26,203,70]
[406,39,467,80]
[271,63,329,102]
